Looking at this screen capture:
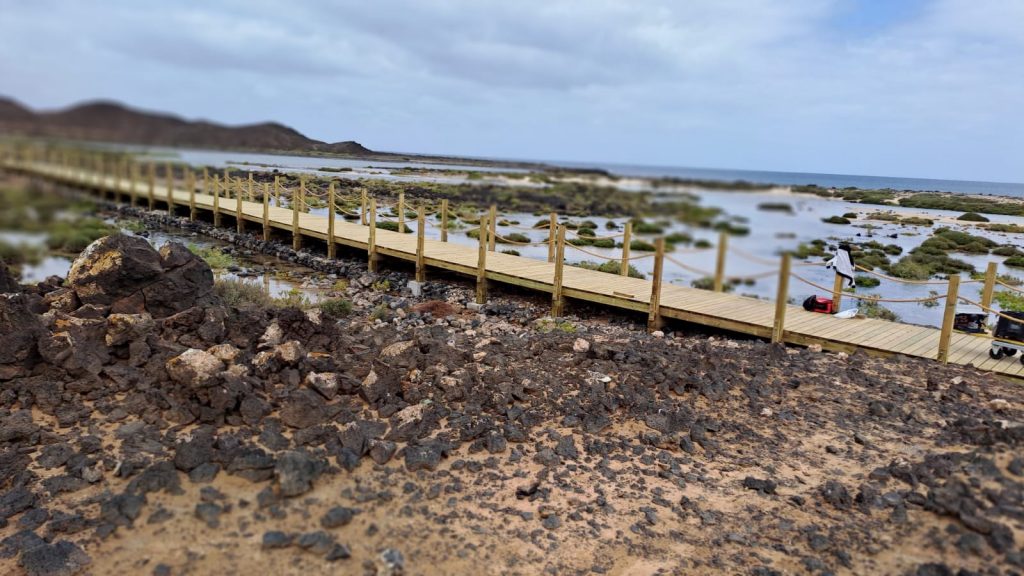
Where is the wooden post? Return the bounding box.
[620,222,632,276]
[292,179,303,251]
[476,216,489,304]
[247,173,254,201]
[416,206,426,282]
[147,163,156,210]
[981,261,998,309]
[398,191,406,233]
[440,199,449,243]
[713,231,728,292]
[327,182,337,259]
[165,163,173,214]
[937,275,961,363]
[831,272,844,311]
[772,253,792,344]
[130,162,139,207]
[236,178,245,234]
[213,175,221,227]
[488,205,497,252]
[187,170,196,221]
[273,175,281,207]
[360,189,368,226]
[547,213,557,262]
[551,225,566,316]
[647,238,665,331]
[203,168,209,199]
[368,199,378,272]
[262,183,270,241]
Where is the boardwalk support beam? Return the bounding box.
[772,253,792,344]
[938,275,961,363]
[476,216,489,304]
[981,261,997,309]
[713,232,727,292]
[552,225,567,317]
[621,222,632,276]
[648,238,665,331]
[262,183,270,241]
[327,182,336,259]
[440,199,449,243]
[416,206,426,282]
[368,199,378,272]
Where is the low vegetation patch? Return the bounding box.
[822,216,851,225]
[188,244,236,270]
[572,260,644,279]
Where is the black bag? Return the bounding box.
[954,313,987,334]
[995,311,1024,341]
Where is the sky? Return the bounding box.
[1,0,1022,183]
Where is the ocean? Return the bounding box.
[557,161,1024,198]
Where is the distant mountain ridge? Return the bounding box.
[0,96,372,155]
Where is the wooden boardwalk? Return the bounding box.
[13,161,1024,380]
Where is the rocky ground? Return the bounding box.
[1,228,1023,576]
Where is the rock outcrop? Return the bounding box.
[67,234,214,317]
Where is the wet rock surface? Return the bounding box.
[0,230,1022,575]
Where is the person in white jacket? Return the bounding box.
[826,243,856,288]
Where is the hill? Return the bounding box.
[0,96,373,155]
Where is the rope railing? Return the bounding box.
[995,280,1024,295]
[565,242,658,262]
[789,272,947,304]
[664,254,715,277]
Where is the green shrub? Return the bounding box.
[822,216,851,225]
[592,238,616,249]
[0,240,45,266]
[1004,256,1024,268]
[496,232,530,244]
[713,221,750,236]
[274,288,312,309]
[842,212,858,219]
[694,239,712,249]
[376,221,412,233]
[854,275,881,288]
[500,249,520,256]
[188,244,236,270]
[859,300,900,321]
[984,223,1024,233]
[690,276,734,292]
[867,212,899,221]
[319,298,353,317]
[887,258,932,280]
[900,217,934,227]
[214,278,273,307]
[628,240,657,252]
[47,219,117,253]
[957,212,989,222]
[992,246,1022,257]
[632,221,664,235]
[994,291,1024,312]
[757,202,793,213]
[572,260,644,279]
[665,232,693,245]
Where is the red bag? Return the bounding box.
[802,295,835,314]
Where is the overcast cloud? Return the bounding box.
[0,0,1021,181]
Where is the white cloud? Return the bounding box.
[0,0,1020,181]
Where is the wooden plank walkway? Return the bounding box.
[15,161,1024,380]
